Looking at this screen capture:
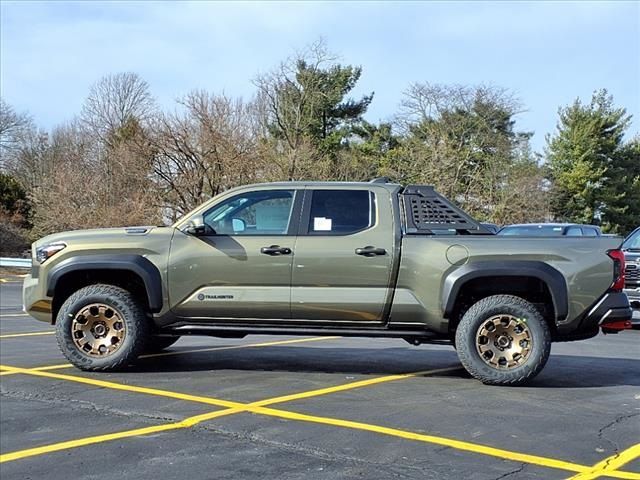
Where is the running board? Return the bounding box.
[162,323,450,343]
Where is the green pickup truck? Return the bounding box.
[23,180,632,385]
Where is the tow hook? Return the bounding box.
[601,320,632,334]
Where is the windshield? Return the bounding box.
[498,225,565,236]
[623,228,640,250]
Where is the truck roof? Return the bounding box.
[232,180,403,193]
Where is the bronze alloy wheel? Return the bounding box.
[475,314,532,369]
[71,303,127,357]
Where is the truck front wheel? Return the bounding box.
[56,284,150,371]
[455,295,551,386]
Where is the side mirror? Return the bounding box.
[184,215,208,236]
[232,218,246,233]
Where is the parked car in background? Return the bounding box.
[622,227,640,329]
[498,223,602,236]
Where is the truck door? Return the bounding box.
[291,187,397,323]
[168,188,301,320]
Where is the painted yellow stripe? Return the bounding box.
[0,409,238,463]
[139,335,340,359]
[4,363,635,479]
[0,363,72,377]
[0,365,247,409]
[1,360,637,479]
[0,366,458,464]
[568,443,640,480]
[0,331,54,339]
[0,336,338,376]
[252,367,460,407]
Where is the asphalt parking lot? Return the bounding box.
[1,278,639,480]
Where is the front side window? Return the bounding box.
[566,227,583,236]
[203,190,295,235]
[307,190,374,235]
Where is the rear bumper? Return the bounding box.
[580,292,632,333]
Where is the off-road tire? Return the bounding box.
[144,335,181,353]
[455,295,551,386]
[56,284,150,371]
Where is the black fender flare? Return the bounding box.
[442,260,569,321]
[47,254,163,312]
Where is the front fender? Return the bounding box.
[46,254,163,312]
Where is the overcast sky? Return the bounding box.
[1,0,638,152]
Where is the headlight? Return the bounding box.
[36,243,66,264]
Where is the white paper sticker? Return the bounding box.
[313,217,332,231]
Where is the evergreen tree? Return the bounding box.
[546,89,633,228]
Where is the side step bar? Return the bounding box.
[161,324,451,344]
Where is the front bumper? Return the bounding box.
[623,286,640,329]
[624,286,640,304]
[22,273,53,323]
[580,291,632,333]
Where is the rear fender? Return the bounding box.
[442,261,569,322]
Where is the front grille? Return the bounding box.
[626,262,640,285]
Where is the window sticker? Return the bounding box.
[313,217,332,231]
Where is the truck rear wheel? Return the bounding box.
[455,295,551,386]
[55,284,150,371]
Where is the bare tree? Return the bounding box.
[29,121,160,236]
[0,98,34,167]
[81,72,155,147]
[149,91,262,219]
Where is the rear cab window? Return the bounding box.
[304,189,375,235]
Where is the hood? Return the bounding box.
[34,226,173,250]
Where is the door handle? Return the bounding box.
[260,245,292,255]
[355,246,386,256]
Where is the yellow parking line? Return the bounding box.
[0,364,246,408]
[0,336,338,376]
[568,443,640,480]
[0,365,458,464]
[0,409,234,463]
[139,335,340,359]
[251,367,456,407]
[4,362,637,480]
[0,331,54,339]
[0,363,72,377]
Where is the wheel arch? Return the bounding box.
[47,255,163,322]
[442,261,569,324]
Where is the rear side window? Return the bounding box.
[307,190,374,235]
[583,227,599,236]
[566,227,583,236]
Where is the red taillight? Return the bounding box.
[607,249,626,291]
